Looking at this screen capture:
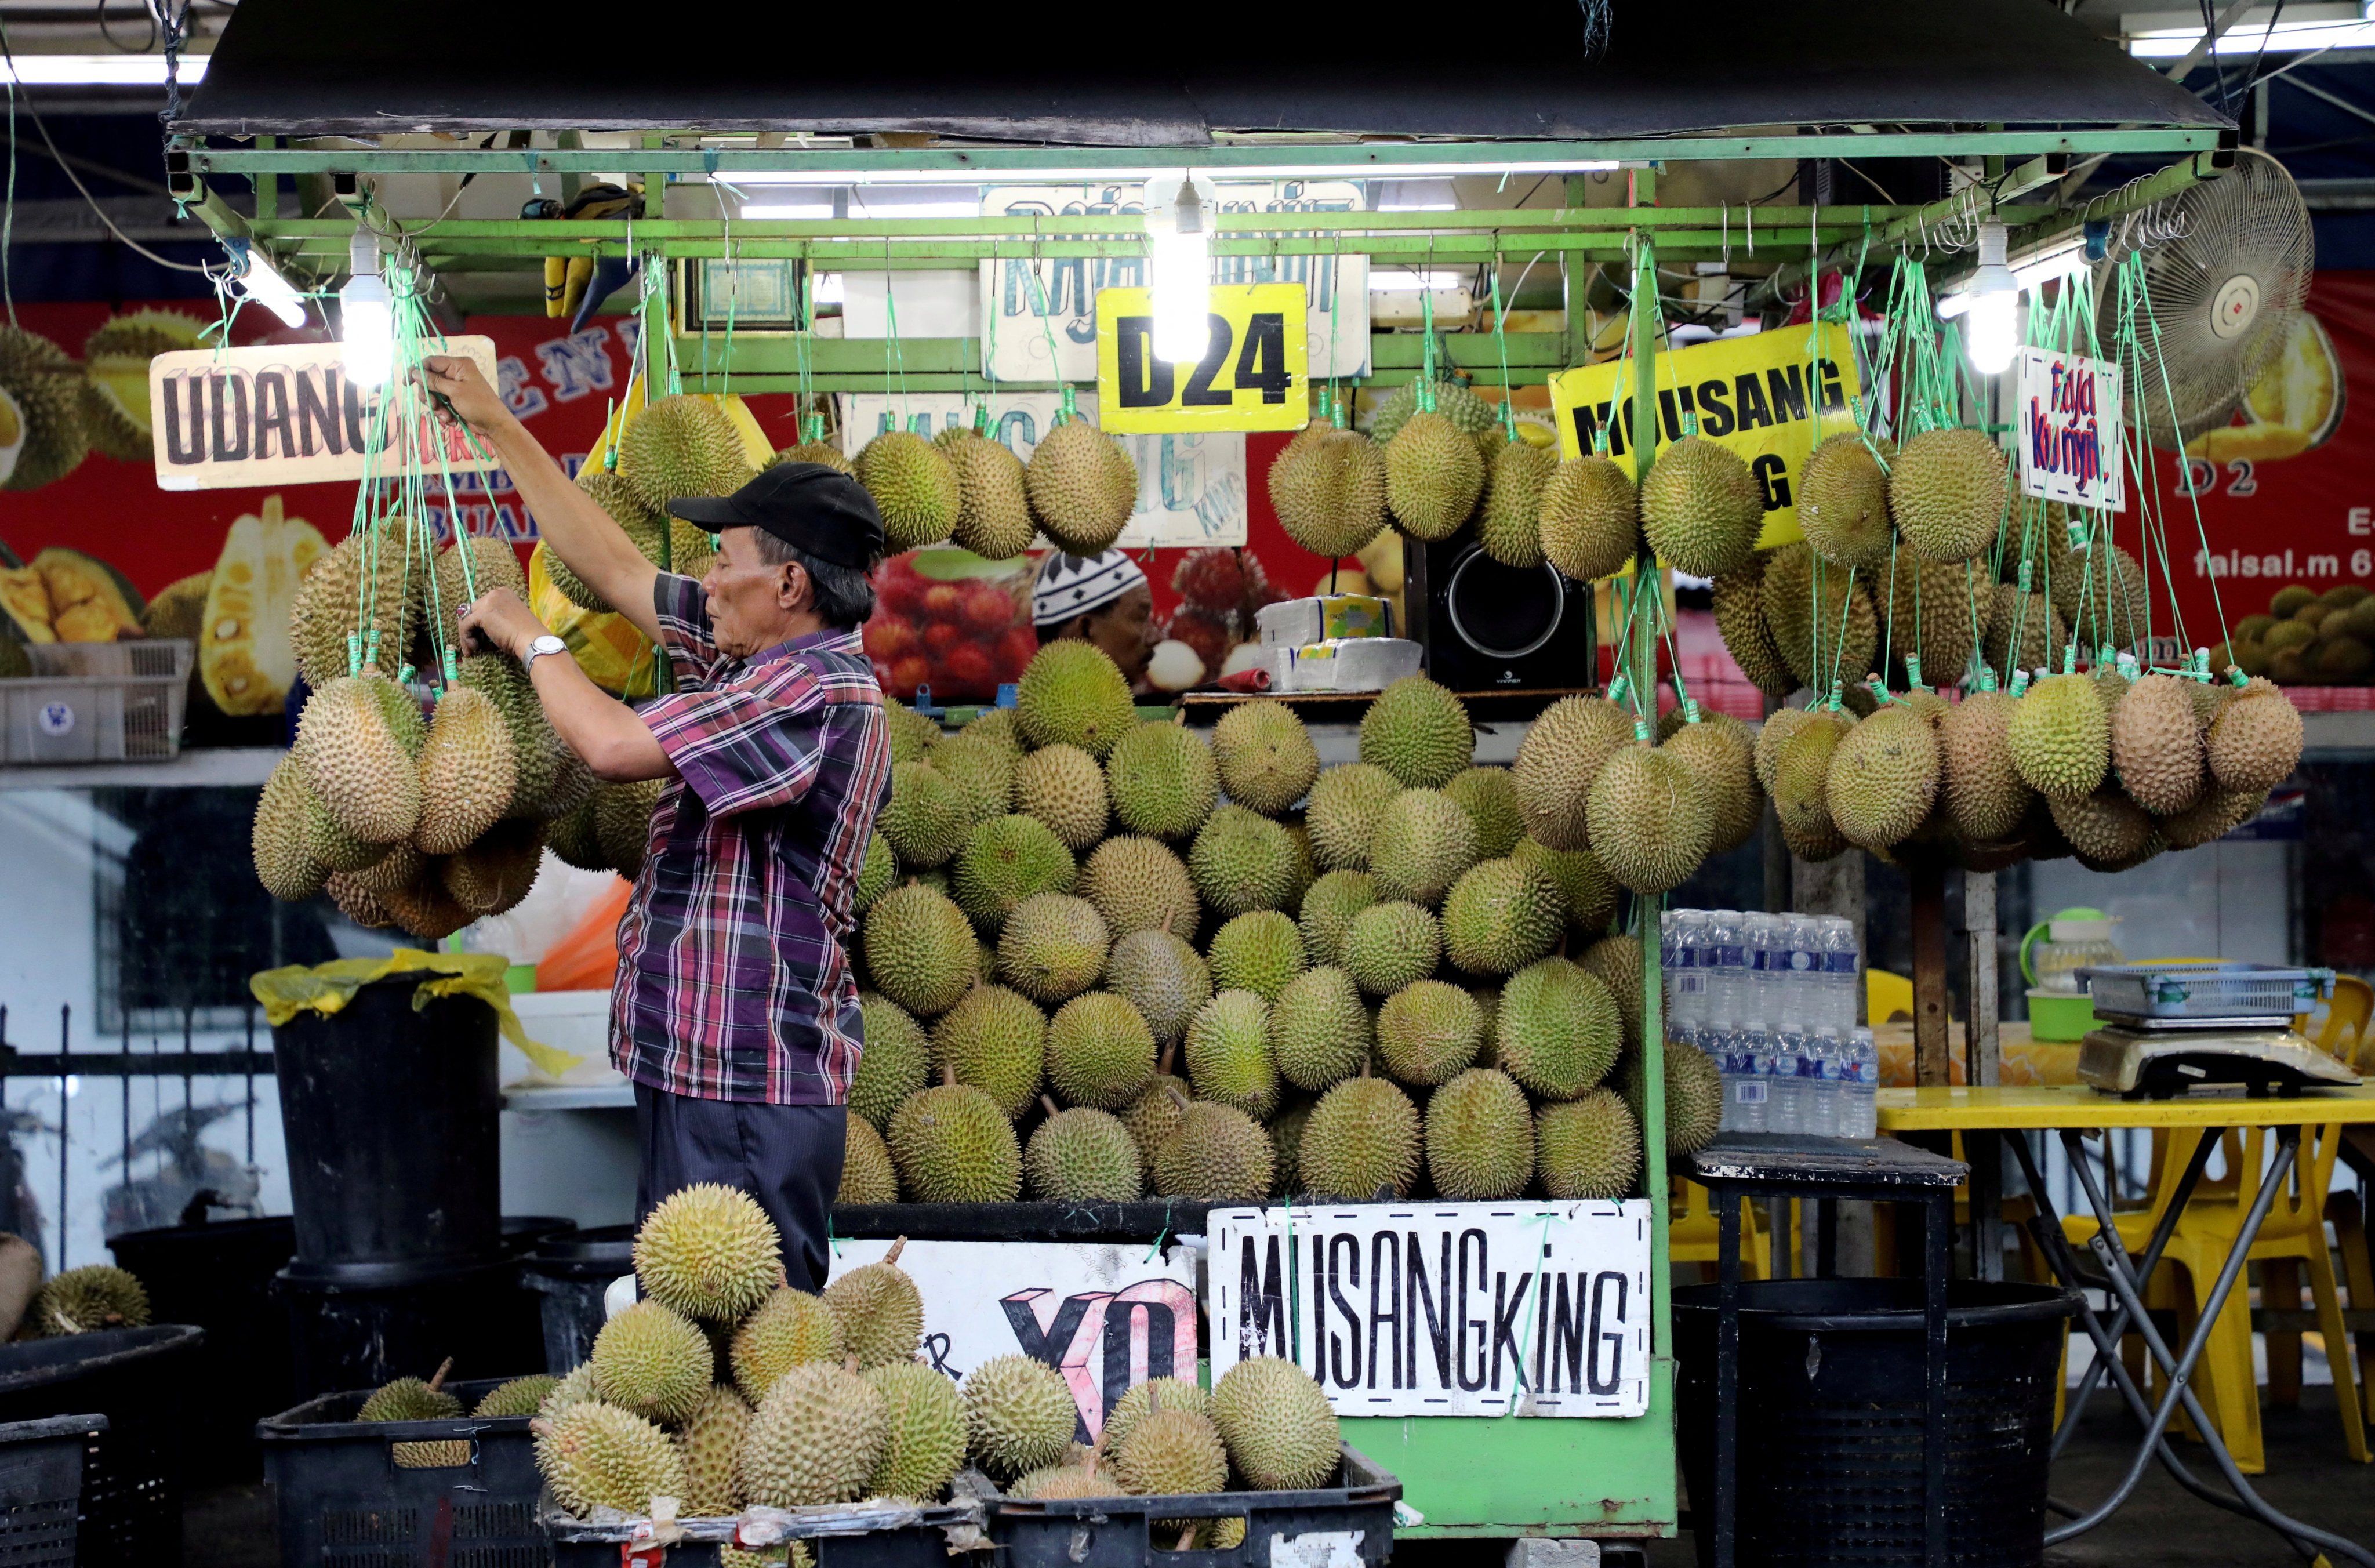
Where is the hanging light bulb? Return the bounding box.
[339,230,395,390]
[224,239,307,328]
[1960,219,2021,376]
[1144,172,1216,364]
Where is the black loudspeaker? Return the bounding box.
[1403,529,1600,692]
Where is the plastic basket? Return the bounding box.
[2082,961,2335,1021]
[0,1415,104,1568]
[1,640,191,764]
[984,1446,1400,1568]
[0,1325,201,1568]
[539,1491,986,1568]
[259,1377,548,1568]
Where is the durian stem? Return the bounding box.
[1175,1526,1198,1552]
[884,1236,907,1266]
[427,1356,453,1394]
[1157,1044,1178,1076]
[1040,1094,1062,1119]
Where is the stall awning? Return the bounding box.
[177,0,2227,145]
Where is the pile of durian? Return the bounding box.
[806,405,1137,561]
[252,395,769,934]
[468,1185,1345,1534]
[844,647,1735,1216]
[1701,427,2306,871]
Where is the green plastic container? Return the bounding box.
[2027,989,2097,1042]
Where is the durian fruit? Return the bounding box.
[453,654,596,823]
[2163,783,2269,848]
[2207,680,2304,794]
[620,394,755,515]
[1015,1451,1124,1501]
[840,1117,900,1205]
[1440,858,1565,976]
[1370,378,1497,450]
[1188,805,1302,918]
[431,536,528,622]
[1183,990,1280,1117]
[2051,786,2159,869]
[964,1353,1079,1484]
[886,701,943,765]
[1358,676,1473,789]
[1045,991,1157,1110]
[0,324,88,490]
[1104,1378,1214,1457]
[540,1365,601,1420]
[1114,1392,1229,1500]
[822,1237,926,1369]
[2007,673,2110,803]
[864,884,979,1018]
[1981,584,2068,677]
[549,471,651,611]
[1624,1038,1725,1155]
[475,1375,561,1419]
[1297,870,1379,969]
[1298,1066,1421,1199]
[855,833,898,918]
[1889,427,2006,564]
[771,432,856,476]
[1102,928,1211,1047]
[634,1183,782,1322]
[1880,556,1993,689]
[1026,1099,1143,1201]
[1581,933,1646,1051]
[940,430,1036,560]
[1938,689,2034,841]
[1367,789,1480,906]
[1212,703,1320,816]
[856,429,962,551]
[1539,455,1640,583]
[1375,979,1484,1087]
[1797,433,1895,568]
[1659,715,1762,856]
[929,983,1048,1117]
[1711,550,1796,698]
[2111,673,2207,816]
[1211,1356,1339,1491]
[1824,703,1941,852]
[996,894,1110,1006]
[412,685,517,855]
[359,1363,462,1426]
[1080,836,1197,940]
[740,1362,890,1507]
[951,814,1077,934]
[591,1300,713,1425]
[889,1081,1023,1202]
[1015,743,1112,851]
[852,994,929,1130]
[1383,412,1486,540]
[1270,966,1374,1094]
[1306,763,1403,872]
[295,674,425,846]
[931,732,1018,825]
[1477,438,1557,568]
[1761,542,1879,695]
[195,495,327,716]
[1153,1097,1275,1200]
[866,1360,969,1501]
[880,760,970,870]
[535,1402,687,1519]
[1269,423,1389,559]
[1018,642,1138,760]
[964,706,1024,756]
[287,524,427,691]
[1497,957,1622,1099]
[1640,435,1765,577]
[1512,695,1632,852]
[1106,723,1219,841]
[2068,544,2150,654]
[1535,1089,1642,1200]
[1426,1068,1534,1200]
[1208,910,1308,1003]
[80,310,204,461]
[441,817,544,917]
[677,1386,752,1515]
[1026,419,1139,554]
[1516,837,1619,942]
[1771,707,1854,860]
[595,778,665,879]
[1342,900,1441,999]
[1587,746,1710,894]
[1442,768,1526,861]
[254,758,332,902]
[1123,1051,1191,1179]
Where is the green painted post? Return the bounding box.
[1628,237,1672,1364]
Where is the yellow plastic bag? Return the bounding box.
[529,540,665,699]
[249,948,582,1079]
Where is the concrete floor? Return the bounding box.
[182,1391,2375,1567]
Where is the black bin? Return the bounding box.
[107,1215,296,1485]
[0,1326,202,1568]
[1675,1279,2078,1568]
[518,1224,631,1373]
[279,1258,548,1402]
[270,975,502,1279]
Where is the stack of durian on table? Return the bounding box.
[845,644,1740,1221]
[348,1184,1348,1548]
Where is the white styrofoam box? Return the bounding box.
[1284,637,1422,693]
[1255,595,1396,648]
[504,989,625,1088]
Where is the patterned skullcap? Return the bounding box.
[1032,550,1146,627]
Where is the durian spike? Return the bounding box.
[427,1357,453,1393]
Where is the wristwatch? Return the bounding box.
[521,633,568,673]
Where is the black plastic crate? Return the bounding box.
[539,1492,986,1568]
[259,1377,549,1568]
[0,1415,104,1568]
[984,1444,1400,1568]
[0,1325,199,1568]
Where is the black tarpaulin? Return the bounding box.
[178,0,2228,144]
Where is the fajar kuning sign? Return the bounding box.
[2014,346,2124,513]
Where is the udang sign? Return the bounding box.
[1549,324,1861,561]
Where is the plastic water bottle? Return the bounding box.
[1744,914,1780,1032]
[1804,1027,1843,1137]
[1731,1017,1773,1134]
[1819,916,1862,1033]
[1777,916,1819,1032]
[1840,1026,1879,1139]
[1669,910,1711,1028]
[1707,910,1748,1022]
[1767,1024,1809,1134]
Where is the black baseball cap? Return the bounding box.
[667,462,885,570]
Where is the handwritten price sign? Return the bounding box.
[2015,347,2125,513]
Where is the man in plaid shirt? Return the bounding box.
[427,356,888,1290]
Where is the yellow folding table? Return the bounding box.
[1878,1084,2375,1566]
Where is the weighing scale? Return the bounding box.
[2078,1013,2361,1099]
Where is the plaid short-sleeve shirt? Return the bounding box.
[609,574,891,1104]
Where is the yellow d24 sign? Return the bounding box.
[1095,283,1309,434]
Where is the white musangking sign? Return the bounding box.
[2013,346,2125,512]
[825,1238,1199,1443]
[1204,1200,1653,1419]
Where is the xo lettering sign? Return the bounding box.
[1096,284,1309,434]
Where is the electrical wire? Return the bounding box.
[96,0,158,55]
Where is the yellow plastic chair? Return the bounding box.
[1868,968,1915,1026]
[1667,1178,1781,1281]
[2269,976,2375,1413]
